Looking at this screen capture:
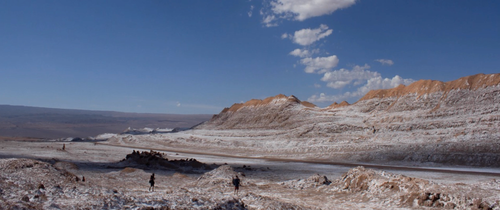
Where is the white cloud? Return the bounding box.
[375,59,394,66]
[321,64,378,89]
[289,48,311,58]
[292,24,332,46]
[262,15,278,27]
[354,75,414,97]
[308,93,343,103]
[314,83,321,88]
[300,55,339,73]
[326,80,351,89]
[248,5,254,17]
[308,69,415,103]
[269,0,356,21]
[281,33,289,39]
[176,102,181,107]
[289,48,321,58]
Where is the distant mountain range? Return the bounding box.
[0,105,212,139]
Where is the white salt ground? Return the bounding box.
[1,139,500,209]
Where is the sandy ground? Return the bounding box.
[1,139,500,209]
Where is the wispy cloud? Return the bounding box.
[281,33,289,39]
[375,59,394,66]
[248,5,254,17]
[262,15,278,27]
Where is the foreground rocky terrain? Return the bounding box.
[1,154,499,209]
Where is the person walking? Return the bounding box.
[149,173,155,192]
[232,175,240,196]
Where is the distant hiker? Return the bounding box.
[372,126,376,134]
[62,144,66,150]
[82,176,85,182]
[232,176,240,196]
[149,173,155,192]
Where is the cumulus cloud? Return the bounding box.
[300,55,339,73]
[354,75,414,97]
[308,69,415,103]
[292,24,332,46]
[269,0,356,21]
[283,25,334,74]
[289,48,311,58]
[321,64,378,89]
[375,59,394,66]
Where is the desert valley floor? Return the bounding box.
[1,137,499,209]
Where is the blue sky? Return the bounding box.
[1,0,499,114]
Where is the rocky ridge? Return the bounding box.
[204,73,500,125]
[205,94,314,130]
[189,73,500,166]
[360,73,500,101]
